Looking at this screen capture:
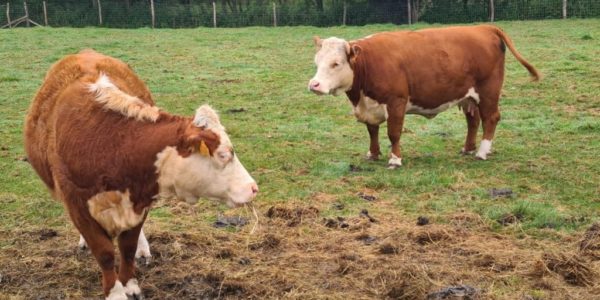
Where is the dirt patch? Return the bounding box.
[378,243,399,255]
[248,234,280,251]
[357,192,377,201]
[489,188,515,199]
[497,213,523,226]
[536,252,597,287]
[417,216,430,226]
[426,285,479,300]
[266,205,319,227]
[580,223,600,259]
[410,227,453,245]
[1,204,599,299]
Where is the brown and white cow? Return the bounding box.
[24,49,258,299]
[308,25,540,168]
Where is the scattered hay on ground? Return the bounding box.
[1,204,599,299]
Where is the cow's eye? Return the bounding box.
[331,62,339,68]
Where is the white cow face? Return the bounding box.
[156,105,258,207]
[308,36,359,96]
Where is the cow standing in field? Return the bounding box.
[24,50,258,299]
[308,25,540,168]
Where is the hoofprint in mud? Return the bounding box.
[308,25,540,168]
[24,49,258,299]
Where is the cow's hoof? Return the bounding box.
[475,153,488,160]
[78,235,88,251]
[135,256,151,267]
[387,154,402,169]
[387,163,401,170]
[125,279,143,300]
[365,151,380,161]
[106,281,127,300]
[460,148,475,155]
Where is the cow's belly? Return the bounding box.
[352,95,388,125]
[407,87,480,119]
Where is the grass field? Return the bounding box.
[0,19,599,299]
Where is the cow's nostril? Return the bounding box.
[312,82,320,89]
[250,183,259,195]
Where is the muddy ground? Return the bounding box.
[1,199,599,299]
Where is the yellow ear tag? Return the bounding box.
[199,141,210,156]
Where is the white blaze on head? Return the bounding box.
[156,105,258,207]
[308,36,358,96]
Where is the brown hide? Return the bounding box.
[347,25,539,107]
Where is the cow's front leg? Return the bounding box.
[366,124,381,160]
[118,223,144,300]
[386,99,407,169]
[78,229,151,265]
[76,222,124,299]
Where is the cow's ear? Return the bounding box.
[349,44,362,57]
[313,36,322,50]
[178,126,220,158]
[348,44,362,65]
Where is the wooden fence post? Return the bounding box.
[150,0,155,28]
[212,2,216,28]
[407,0,411,25]
[342,1,347,26]
[6,3,11,28]
[562,0,567,19]
[43,1,48,26]
[489,0,494,22]
[272,2,277,27]
[23,1,29,27]
[97,0,103,25]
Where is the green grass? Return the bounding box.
[1,19,599,236]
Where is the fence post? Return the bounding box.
[407,0,411,25]
[23,1,29,27]
[150,0,155,28]
[97,0,102,25]
[43,1,48,26]
[342,1,347,26]
[272,2,277,27]
[212,2,216,28]
[562,0,567,19]
[6,3,11,28]
[489,0,494,22]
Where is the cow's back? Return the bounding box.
[354,25,506,106]
[24,49,154,193]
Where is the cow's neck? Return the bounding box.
[346,43,368,106]
[115,112,190,213]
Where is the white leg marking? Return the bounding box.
[135,229,152,261]
[366,150,377,160]
[387,153,403,169]
[78,234,88,250]
[106,280,127,300]
[476,139,493,160]
[124,278,142,297]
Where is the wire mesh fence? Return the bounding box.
[1,0,599,29]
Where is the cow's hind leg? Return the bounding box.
[118,223,145,299]
[366,124,381,160]
[461,102,480,155]
[476,96,501,160]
